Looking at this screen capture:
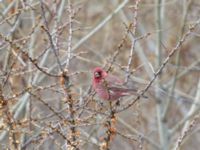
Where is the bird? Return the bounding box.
[92,67,143,101]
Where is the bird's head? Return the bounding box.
[93,67,107,82]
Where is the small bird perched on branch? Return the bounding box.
[92,67,148,101]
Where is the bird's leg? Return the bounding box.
[109,101,112,112]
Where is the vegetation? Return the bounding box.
[0,0,199,149]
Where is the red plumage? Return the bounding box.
[92,67,139,100]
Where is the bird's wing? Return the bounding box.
[104,75,149,99]
[105,75,139,94]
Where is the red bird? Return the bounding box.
[92,67,140,101]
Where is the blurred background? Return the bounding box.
[0,0,200,149]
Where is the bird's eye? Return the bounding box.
[94,71,101,78]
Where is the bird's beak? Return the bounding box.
[94,72,101,78]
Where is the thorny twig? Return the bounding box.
[117,19,200,113]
